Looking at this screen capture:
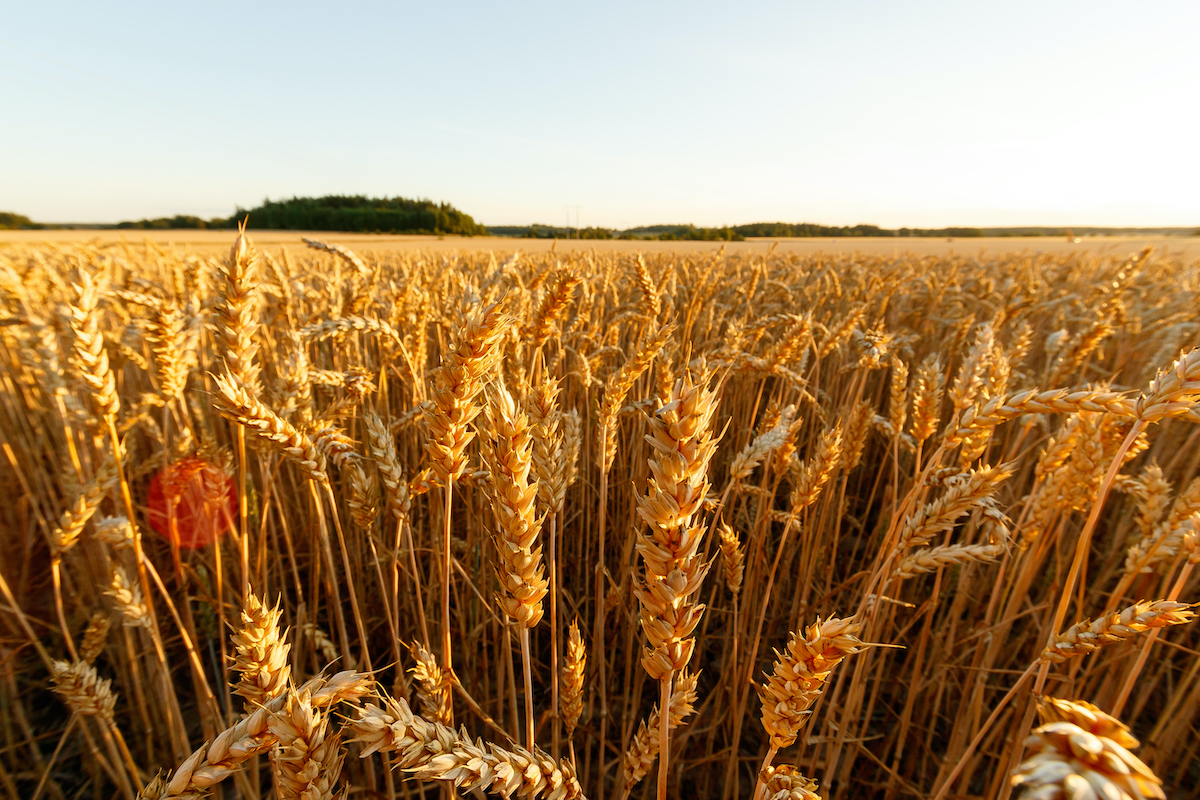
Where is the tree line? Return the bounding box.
[0,212,40,230]
[115,195,487,236]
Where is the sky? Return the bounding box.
[2,1,1198,229]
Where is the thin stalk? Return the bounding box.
[321,481,373,672]
[93,719,135,800]
[549,511,561,760]
[403,518,431,648]
[930,661,1038,800]
[595,432,610,785]
[521,626,536,752]
[211,529,233,723]
[752,745,779,800]
[30,716,75,800]
[658,674,672,800]
[105,415,192,754]
[237,426,249,600]
[50,559,78,661]
[307,481,352,666]
[442,480,455,716]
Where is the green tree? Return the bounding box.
[0,212,38,230]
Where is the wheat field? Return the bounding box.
[1,233,1198,800]
[4,229,1200,260]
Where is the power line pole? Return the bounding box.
[563,205,581,239]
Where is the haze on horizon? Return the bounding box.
[2,1,1197,230]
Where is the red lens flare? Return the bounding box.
[147,456,237,549]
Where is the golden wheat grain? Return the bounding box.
[892,542,1006,579]
[896,462,1015,551]
[143,671,372,799]
[634,368,718,680]
[211,373,328,482]
[106,566,152,629]
[1036,698,1139,749]
[1041,600,1196,663]
[483,382,549,629]
[759,765,822,800]
[231,593,291,710]
[269,690,344,800]
[909,353,944,444]
[562,620,586,741]
[758,616,864,749]
[51,659,116,721]
[79,610,111,665]
[347,693,585,799]
[424,299,508,482]
[1012,718,1163,800]
[67,267,120,419]
[50,454,118,556]
[408,641,453,726]
[788,421,843,512]
[718,522,745,597]
[216,225,262,394]
[597,324,673,471]
[1135,346,1200,422]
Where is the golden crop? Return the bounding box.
[0,235,1197,800]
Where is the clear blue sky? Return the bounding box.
[3,1,1198,228]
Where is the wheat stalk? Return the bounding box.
[620,671,698,797]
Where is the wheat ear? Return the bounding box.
[79,611,112,665]
[408,641,453,726]
[268,690,345,800]
[211,373,327,482]
[51,659,117,722]
[483,381,548,750]
[562,620,586,743]
[67,267,119,419]
[759,765,823,800]
[231,593,291,711]
[529,268,583,347]
[1040,600,1195,664]
[633,366,718,800]
[754,616,864,800]
[216,223,261,394]
[346,693,585,799]
[141,671,372,798]
[1013,713,1163,800]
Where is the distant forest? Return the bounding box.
[113,195,487,236]
[0,212,39,230]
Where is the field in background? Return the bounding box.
[4,228,1200,259]
[2,236,1199,800]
